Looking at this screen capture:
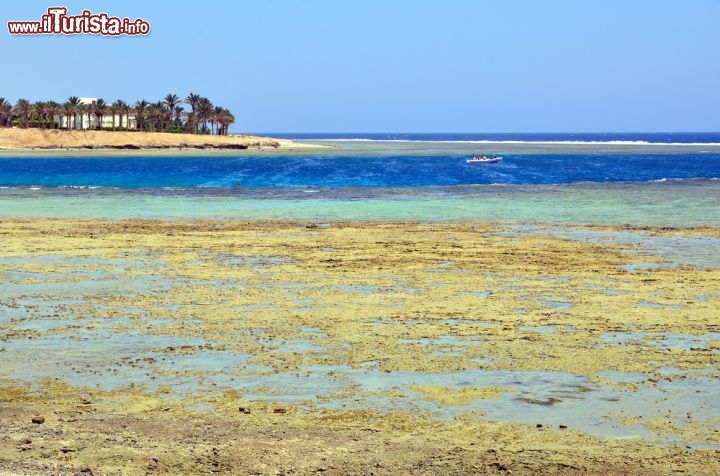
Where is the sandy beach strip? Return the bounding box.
[0,128,330,155]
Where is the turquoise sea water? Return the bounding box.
[2,181,719,226]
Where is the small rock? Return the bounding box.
[238,407,251,414]
[19,438,32,445]
[31,415,46,424]
[559,425,568,429]
[536,424,543,428]
[491,462,511,472]
[273,407,287,414]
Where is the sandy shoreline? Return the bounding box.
[0,128,330,155]
[1,218,718,474]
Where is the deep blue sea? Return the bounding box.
[1,154,719,188]
[1,133,720,188]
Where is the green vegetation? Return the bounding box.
[0,93,235,135]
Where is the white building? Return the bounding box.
[59,97,136,130]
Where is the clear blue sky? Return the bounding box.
[2,0,719,133]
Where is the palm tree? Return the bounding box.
[34,101,49,128]
[185,93,201,115]
[65,96,80,130]
[46,101,61,129]
[0,98,12,126]
[173,105,185,131]
[210,106,222,135]
[77,103,90,130]
[197,97,213,134]
[108,102,119,131]
[164,94,179,124]
[41,101,53,128]
[185,93,201,132]
[153,100,167,132]
[88,100,97,129]
[185,112,196,133]
[121,101,132,130]
[146,104,158,132]
[112,100,127,129]
[225,108,235,135]
[62,102,73,129]
[216,108,235,135]
[92,99,107,130]
[13,99,32,128]
[134,100,149,131]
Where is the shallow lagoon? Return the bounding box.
[2,180,719,226]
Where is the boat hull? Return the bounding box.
[466,157,502,164]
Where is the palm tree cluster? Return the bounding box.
[0,94,235,135]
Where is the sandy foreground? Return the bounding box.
[0,128,326,154]
[0,219,719,475]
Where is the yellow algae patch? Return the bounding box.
[409,385,509,405]
[642,416,720,443]
[1,218,719,380]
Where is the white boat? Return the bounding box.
[466,154,502,164]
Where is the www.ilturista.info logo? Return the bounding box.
[7,7,150,36]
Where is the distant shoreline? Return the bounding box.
[2,129,720,156]
[289,139,720,155]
